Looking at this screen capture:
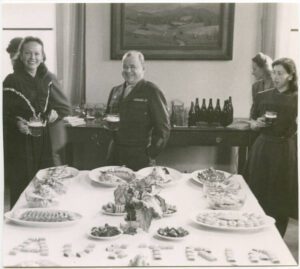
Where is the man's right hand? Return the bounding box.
[16,117,31,135]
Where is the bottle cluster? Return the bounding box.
[188,97,233,127]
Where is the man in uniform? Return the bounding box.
[105,50,170,171]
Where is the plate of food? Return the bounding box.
[5,208,82,227]
[102,202,126,216]
[156,226,189,241]
[89,166,135,187]
[36,165,79,182]
[25,186,59,208]
[191,210,275,232]
[190,167,231,185]
[162,205,177,217]
[136,166,182,187]
[88,224,123,240]
[205,181,247,210]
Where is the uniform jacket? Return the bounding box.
[106,79,170,158]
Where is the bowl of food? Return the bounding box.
[156,226,189,241]
[88,224,123,240]
[204,180,246,210]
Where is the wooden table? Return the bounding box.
[65,121,258,173]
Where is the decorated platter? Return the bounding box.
[36,166,79,182]
[87,224,123,240]
[190,168,231,185]
[136,166,182,187]
[155,227,189,241]
[5,208,82,227]
[101,202,126,216]
[191,210,275,232]
[89,166,135,187]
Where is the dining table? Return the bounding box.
[3,168,297,267]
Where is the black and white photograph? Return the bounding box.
[1,1,299,268]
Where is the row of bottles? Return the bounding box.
[188,97,233,127]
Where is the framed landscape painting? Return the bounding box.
[111,3,235,60]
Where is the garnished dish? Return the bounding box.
[156,226,189,240]
[89,166,135,187]
[88,224,123,240]
[191,210,275,231]
[33,165,79,195]
[25,185,59,208]
[136,166,181,187]
[102,202,126,216]
[5,208,82,227]
[204,180,246,210]
[36,165,79,181]
[191,167,231,185]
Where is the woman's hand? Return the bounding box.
[16,117,31,135]
[250,117,267,130]
[48,109,59,123]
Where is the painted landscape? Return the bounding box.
[123,3,222,49]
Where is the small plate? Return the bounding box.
[162,208,177,217]
[101,209,126,216]
[155,230,189,241]
[89,166,134,187]
[87,228,123,240]
[190,169,231,185]
[36,166,79,181]
[136,166,182,187]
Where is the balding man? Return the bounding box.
[105,50,170,171]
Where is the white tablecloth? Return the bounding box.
[3,171,297,267]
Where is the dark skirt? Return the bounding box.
[246,134,297,218]
[5,127,54,208]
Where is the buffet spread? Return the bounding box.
[3,165,296,267]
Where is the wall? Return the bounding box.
[2,3,56,79]
[85,3,261,173]
[86,3,261,118]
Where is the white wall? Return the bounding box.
[86,3,261,118]
[2,4,56,79]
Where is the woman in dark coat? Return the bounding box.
[245,58,298,237]
[3,36,70,207]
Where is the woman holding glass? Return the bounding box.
[3,36,70,207]
[245,58,298,237]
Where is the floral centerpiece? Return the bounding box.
[114,170,167,233]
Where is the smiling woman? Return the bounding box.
[3,36,71,208]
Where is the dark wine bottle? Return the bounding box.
[206,98,214,124]
[220,100,230,127]
[170,101,176,127]
[188,101,196,127]
[195,98,200,123]
[200,98,207,122]
[214,98,221,124]
[228,96,234,124]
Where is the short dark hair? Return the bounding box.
[272,58,298,92]
[6,37,23,54]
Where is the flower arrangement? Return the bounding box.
[114,175,167,233]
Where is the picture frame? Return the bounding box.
[111,3,235,60]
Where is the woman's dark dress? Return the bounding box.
[245,88,297,235]
[3,67,70,207]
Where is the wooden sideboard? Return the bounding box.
[65,121,258,173]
